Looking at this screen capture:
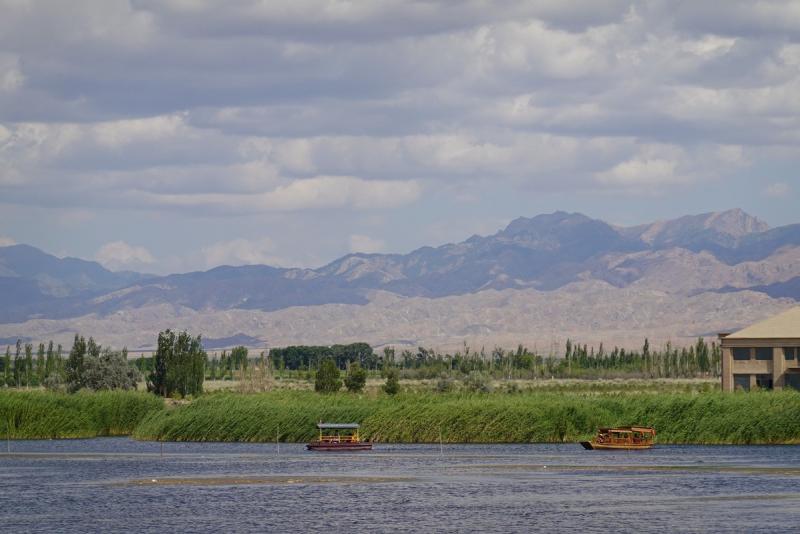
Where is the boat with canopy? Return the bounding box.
[306,423,372,451]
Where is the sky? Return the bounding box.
[0,0,798,274]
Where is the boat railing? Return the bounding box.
[318,434,359,443]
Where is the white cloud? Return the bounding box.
[0,236,16,247]
[143,175,421,212]
[95,241,156,271]
[201,237,283,268]
[348,234,386,254]
[93,114,187,148]
[764,182,791,197]
[596,157,681,187]
[0,53,24,92]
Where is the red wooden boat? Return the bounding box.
[580,426,656,450]
[306,423,372,451]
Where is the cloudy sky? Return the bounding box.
[1,0,798,274]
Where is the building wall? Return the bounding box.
[719,338,800,392]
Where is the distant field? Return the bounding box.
[179,376,720,395]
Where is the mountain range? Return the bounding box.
[1,209,798,351]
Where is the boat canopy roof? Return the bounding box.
[599,426,655,434]
[317,423,360,429]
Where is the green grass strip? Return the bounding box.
[0,390,164,439]
[132,389,800,445]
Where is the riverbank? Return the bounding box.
[3,388,800,444]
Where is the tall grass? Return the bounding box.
[133,389,800,445]
[0,390,164,439]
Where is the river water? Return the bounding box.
[1,439,799,533]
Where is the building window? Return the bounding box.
[755,374,773,390]
[732,348,751,361]
[755,348,773,361]
[733,374,750,391]
[785,348,797,361]
[786,373,800,391]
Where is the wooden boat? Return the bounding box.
[580,426,655,450]
[306,423,372,451]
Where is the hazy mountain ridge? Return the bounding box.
[1,209,799,333]
[0,244,147,296]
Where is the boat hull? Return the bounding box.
[581,441,653,451]
[306,441,373,451]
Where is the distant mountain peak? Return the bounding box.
[500,211,593,237]
[704,208,769,236]
[630,208,769,246]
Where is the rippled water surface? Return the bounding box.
[2,439,800,533]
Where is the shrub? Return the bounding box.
[435,375,456,393]
[383,368,400,395]
[82,350,140,391]
[464,371,493,393]
[314,358,342,393]
[344,362,367,393]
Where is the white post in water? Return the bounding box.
[276,427,280,456]
[439,427,443,456]
[160,441,164,458]
[6,419,10,454]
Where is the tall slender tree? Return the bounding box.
[36,343,46,385]
[45,341,55,378]
[24,343,33,388]
[13,340,22,387]
[2,346,9,387]
[65,334,87,392]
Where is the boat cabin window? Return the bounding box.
[732,348,750,361]
[733,374,750,391]
[755,348,773,361]
[784,348,797,361]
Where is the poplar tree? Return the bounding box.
[13,340,22,387]
[55,344,63,377]
[45,341,55,377]
[36,343,45,385]
[66,335,87,392]
[24,343,33,388]
[2,346,10,387]
[148,330,206,397]
[231,346,248,372]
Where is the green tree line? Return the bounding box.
[381,338,722,380]
[2,335,723,393]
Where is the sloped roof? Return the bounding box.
[726,307,800,339]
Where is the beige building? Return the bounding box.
[719,307,800,392]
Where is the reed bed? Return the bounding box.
[133,389,800,445]
[0,390,164,439]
